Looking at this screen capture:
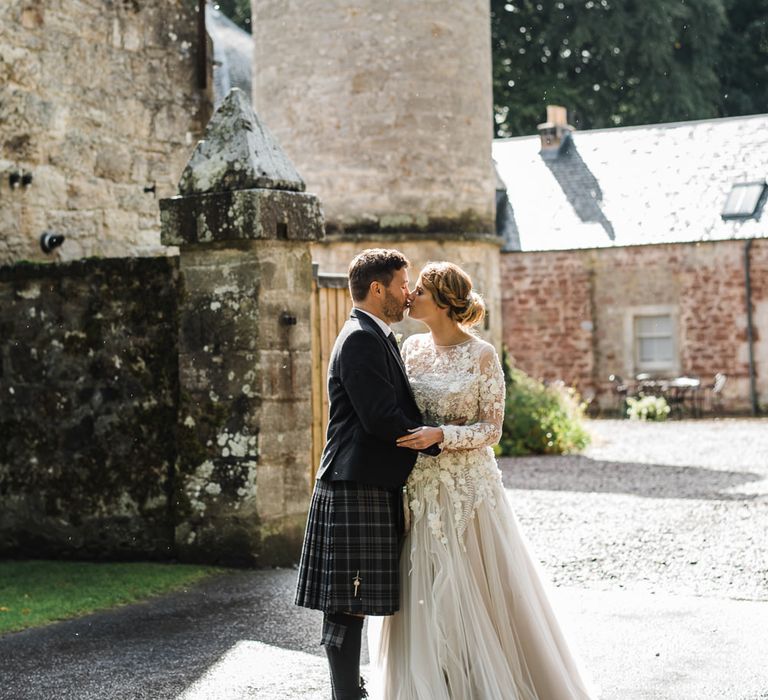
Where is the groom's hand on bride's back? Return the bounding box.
[396,426,443,451]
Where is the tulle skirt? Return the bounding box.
[369,453,595,700]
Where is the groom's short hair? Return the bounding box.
[348,248,410,302]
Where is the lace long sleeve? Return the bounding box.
[401,334,415,365]
[440,345,505,451]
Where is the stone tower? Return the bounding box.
[252,0,501,345]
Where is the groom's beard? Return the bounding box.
[382,290,405,323]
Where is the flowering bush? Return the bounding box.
[626,395,671,421]
[496,349,591,456]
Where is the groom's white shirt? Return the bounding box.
[354,307,392,337]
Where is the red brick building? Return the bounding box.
[493,110,767,414]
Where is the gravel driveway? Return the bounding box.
[500,418,768,601]
[2,418,767,700]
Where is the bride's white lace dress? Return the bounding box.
[371,333,594,700]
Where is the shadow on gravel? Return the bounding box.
[498,455,766,501]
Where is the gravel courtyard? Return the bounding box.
[2,418,767,699]
[501,418,768,601]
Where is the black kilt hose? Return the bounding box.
[295,310,440,617]
[295,480,405,615]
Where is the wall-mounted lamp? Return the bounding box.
[8,169,33,189]
[143,183,156,196]
[8,168,32,190]
[279,311,297,326]
[40,231,65,253]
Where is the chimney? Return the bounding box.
[537,105,573,159]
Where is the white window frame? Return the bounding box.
[623,305,679,375]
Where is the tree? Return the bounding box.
[214,0,251,33]
[491,0,727,137]
[717,0,768,117]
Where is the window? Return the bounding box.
[634,314,674,371]
[623,306,679,376]
[721,181,766,220]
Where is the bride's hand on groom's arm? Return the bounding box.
[396,426,444,450]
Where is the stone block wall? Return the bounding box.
[0,246,317,565]
[173,241,314,566]
[0,257,180,558]
[0,1,209,264]
[501,250,594,390]
[253,0,496,235]
[501,239,768,413]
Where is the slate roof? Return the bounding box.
[492,113,768,252]
[206,5,253,108]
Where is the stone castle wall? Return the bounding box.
[0,243,318,565]
[0,257,180,558]
[0,86,323,565]
[0,0,209,264]
[501,240,768,413]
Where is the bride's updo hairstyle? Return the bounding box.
[419,262,486,327]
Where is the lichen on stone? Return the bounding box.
[178,89,306,196]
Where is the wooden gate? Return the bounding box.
[310,264,351,481]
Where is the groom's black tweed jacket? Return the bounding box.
[315,309,439,489]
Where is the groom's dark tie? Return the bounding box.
[387,332,406,372]
[387,332,400,355]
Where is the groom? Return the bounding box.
[295,248,443,699]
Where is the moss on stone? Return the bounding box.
[0,256,180,559]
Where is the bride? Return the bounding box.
[372,261,594,700]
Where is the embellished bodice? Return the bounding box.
[403,333,504,449]
[402,333,506,543]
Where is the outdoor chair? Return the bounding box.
[707,373,727,414]
[635,373,664,397]
[664,376,702,419]
[608,374,629,415]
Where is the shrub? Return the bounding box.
[626,395,670,421]
[496,349,591,456]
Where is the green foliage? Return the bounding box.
[716,0,768,117]
[0,560,225,635]
[497,349,591,456]
[214,0,251,33]
[220,0,764,130]
[626,394,671,421]
[491,0,728,137]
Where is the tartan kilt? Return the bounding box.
[295,479,404,615]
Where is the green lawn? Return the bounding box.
[0,559,226,635]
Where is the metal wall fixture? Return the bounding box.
[40,231,65,253]
[8,169,33,189]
